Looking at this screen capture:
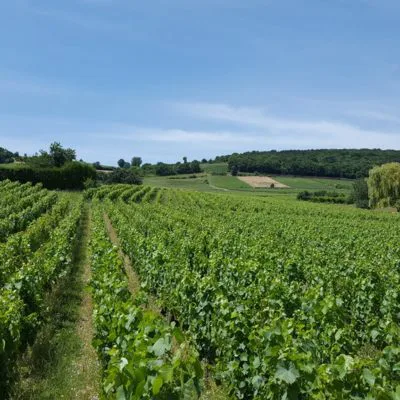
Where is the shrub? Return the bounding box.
[368,163,400,210]
[349,179,369,209]
[297,190,349,204]
[0,162,96,190]
[105,168,143,185]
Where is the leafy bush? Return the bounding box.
[103,168,143,185]
[297,190,350,204]
[155,161,201,176]
[0,147,18,164]
[349,179,369,209]
[0,162,96,190]
[368,162,400,210]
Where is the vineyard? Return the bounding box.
[1,181,400,399]
[0,180,82,396]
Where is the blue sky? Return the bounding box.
[1,0,400,165]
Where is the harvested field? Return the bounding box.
[237,175,289,188]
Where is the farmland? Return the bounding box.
[144,173,354,196]
[1,181,400,399]
[0,180,83,397]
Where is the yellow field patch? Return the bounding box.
[237,176,289,188]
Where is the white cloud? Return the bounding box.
[171,101,400,149]
[97,128,261,144]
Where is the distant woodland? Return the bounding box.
[223,149,400,178]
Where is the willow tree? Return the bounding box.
[367,162,400,211]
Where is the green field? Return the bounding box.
[209,174,253,190]
[145,173,354,196]
[144,174,213,191]
[200,162,229,175]
[3,180,399,399]
[272,175,354,190]
[92,185,400,398]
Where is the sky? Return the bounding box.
[1,0,400,165]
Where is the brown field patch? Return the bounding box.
[238,176,289,188]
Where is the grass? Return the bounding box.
[200,162,228,175]
[272,176,354,190]
[13,200,101,399]
[144,173,355,198]
[0,163,28,170]
[209,175,253,190]
[144,175,215,192]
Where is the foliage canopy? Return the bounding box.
[368,162,400,211]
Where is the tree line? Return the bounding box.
[226,149,400,179]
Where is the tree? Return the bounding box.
[93,161,101,169]
[0,147,17,163]
[183,156,188,164]
[231,165,239,176]
[118,159,126,168]
[131,157,142,167]
[141,163,156,175]
[123,161,131,169]
[190,160,201,173]
[106,168,142,185]
[367,163,400,211]
[25,142,75,168]
[155,162,175,176]
[350,179,369,209]
[49,142,76,167]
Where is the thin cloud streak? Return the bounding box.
[89,124,400,150]
[96,128,262,144]
[172,102,400,145]
[345,109,400,123]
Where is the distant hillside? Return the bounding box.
[225,149,400,179]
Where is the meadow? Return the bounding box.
[1,181,399,399]
[144,171,354,197]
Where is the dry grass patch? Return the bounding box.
[238,175,289,188]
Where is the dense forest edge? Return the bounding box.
[221,149,400,179]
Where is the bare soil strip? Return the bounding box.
[238,175,289,188]
[208,183,230,191]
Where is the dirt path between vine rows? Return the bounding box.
[72,207,101,399]
[103,213,141,296]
